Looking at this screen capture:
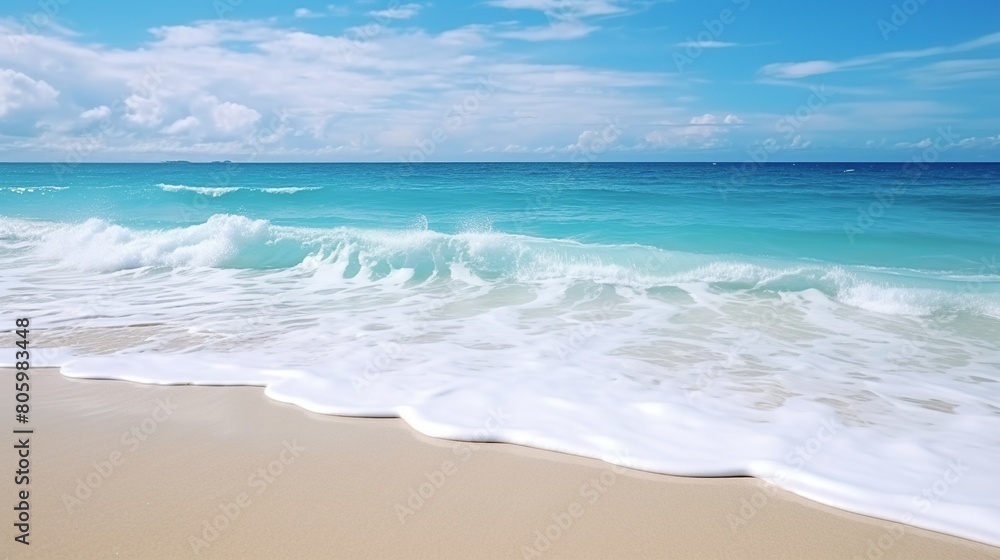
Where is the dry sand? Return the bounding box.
[1,368,998,559]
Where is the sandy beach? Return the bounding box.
[4,0,1000,555]
[0,368,995,559]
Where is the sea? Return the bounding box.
[1,162,998,545]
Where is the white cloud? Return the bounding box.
[674,41,739,49]
[436,25,492,47]
[909,58,1000,87]
[798,101,958,133]
[149,24,224,48]
[686,113,742,129]
[123,95,164,127]
[489,0,625,18]
[644,113,742,148]
[893,138,933,149]
[956,135,1000,148]
[369,3,422,20]
[497,21,596,41]
[294,8,323,18]
[760,60,838,80]
[0,19,697,160]
[80,105,111,120]
[148,21,286,48]
[161,116,200,134]
[788,135,811,149]
[0,69,59,118]
[564,126,619,154]
[754,79,883,97]
[761,31,1000,79]
[211,100,261,133]
[490,0,624,41]
[687,114,714,125]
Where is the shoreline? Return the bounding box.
[3,368,999,559]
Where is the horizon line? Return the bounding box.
[1,161,998,165]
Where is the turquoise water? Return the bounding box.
[4,163,999,275]
[1,162,999,545]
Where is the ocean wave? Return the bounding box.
[260,187,322,194]
[3,214,998,318]
[2,212,1000,547]
[1,186,70,194]
[157,183,241,197]
[157,184,321,196]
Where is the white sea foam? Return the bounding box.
[2,214,999,546]
[157,184,321,196]
[157,183,241,197]
[1,186,70,194]
[260,187,322,194]
[32,215,280,271]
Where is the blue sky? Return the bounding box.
[0,0,998,161]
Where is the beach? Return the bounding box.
[2,162,1000,555]
[4,368,998,559]
[3,0,999,555]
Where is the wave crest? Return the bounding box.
[157,183,321,196]
[1,186,69,194]
[4,214,999,318]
